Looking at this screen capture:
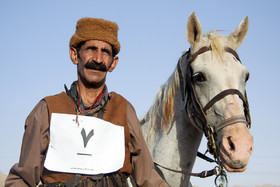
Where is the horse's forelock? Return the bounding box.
[210,33,224,57]
[203,32,228,60]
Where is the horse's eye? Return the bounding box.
[193,72,206,83]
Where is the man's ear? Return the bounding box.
[69,47,78,65]
[108,56,119,72]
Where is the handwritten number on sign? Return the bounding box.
[81,128,94,148]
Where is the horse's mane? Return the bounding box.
[141,31,227,134]
[141,67,180,132]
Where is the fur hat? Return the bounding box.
[69,18,120,55]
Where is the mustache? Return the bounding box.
[84,61,108,72]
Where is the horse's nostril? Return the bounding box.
[228,137,235,151]
[230,142,235,151]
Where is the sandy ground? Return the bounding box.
[0,172,6,187]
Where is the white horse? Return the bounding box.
[141,12,253,187]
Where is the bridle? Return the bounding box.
[156,46,251,186]
[182,46,251,156]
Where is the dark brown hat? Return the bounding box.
[69,18,120,55]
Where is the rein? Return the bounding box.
[158,46,251,186]
[154,162,218,178]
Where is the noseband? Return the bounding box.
[177,46,251,158]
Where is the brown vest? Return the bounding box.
[42,92,132,183]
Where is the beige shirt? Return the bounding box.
[5,100,168,187]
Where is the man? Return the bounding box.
[5,18,168,187]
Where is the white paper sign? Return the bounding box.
[44,113,125,175]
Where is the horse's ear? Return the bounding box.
[228,16,249,50]
[186,12,202,47]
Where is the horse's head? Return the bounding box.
[185,12,253,172]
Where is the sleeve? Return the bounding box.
[5,100,50,187]
[126,102,169,187]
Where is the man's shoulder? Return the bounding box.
[109,92,132,106]
[110,91,124,99]
[43,92,76,115]
[43,92,68,101]
[109,92,136,113]
[43,91,74,106]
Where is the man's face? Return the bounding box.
[73,40,118,88]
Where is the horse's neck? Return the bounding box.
[141,91,203,186]
[143,108,203,167]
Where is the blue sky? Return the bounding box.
[0,1,279,186]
